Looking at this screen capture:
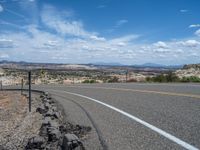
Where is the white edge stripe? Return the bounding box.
[51,90,199,150]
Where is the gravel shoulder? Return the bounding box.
[0,91,43,149]
[0,90,92,150]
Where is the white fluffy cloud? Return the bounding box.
[181,40,200,47]
[89,35,105,41]
[0,5,200,64]
[1,21,200,64]
[0,39,13,48]
[0,53,9,59]
[195,29,200,37]
[1,27,200,64]
[153,41,168,49]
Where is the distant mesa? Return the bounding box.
[90,62,124,66]
[183,64,200,69]
[0,60,187,70]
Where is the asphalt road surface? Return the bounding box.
[33,83,200,150]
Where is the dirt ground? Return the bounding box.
[0,91,43,149]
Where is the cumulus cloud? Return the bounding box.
[1,27,200,64]
[0,39,14,48]
[176,49,184,53]
[180,40,200,47]
[190,53,198,57]
[42,40,60,49]
[153,48,170,53]
[153,41,168,49]
[89,35,105,41]
[195,29,200,37]
[0,53,9,59]
[0,4,199,64]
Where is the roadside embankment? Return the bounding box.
[0,91,91,150]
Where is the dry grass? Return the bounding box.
[0,91,43,149]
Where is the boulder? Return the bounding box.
[52,106,57,112]
[44,102,51,110]
[49,120,59,128]
[36,105,46,114]
[45,109,54,117]
[53,111,60,119]
[48,128,61,142]
[26,136,46,149]
[44,92,49,96]
[42,117,52,126]
[62,134,82,150]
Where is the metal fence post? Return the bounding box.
[21,79,24,95]
[126,70,128,82]
[0,81,2,91]
[28,71,31,112]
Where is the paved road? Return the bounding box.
[33,83,200,150]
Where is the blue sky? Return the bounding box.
[0,0,200,65]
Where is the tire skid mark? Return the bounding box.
[50,89,199,150]
[51,92,108,150]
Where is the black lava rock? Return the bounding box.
[62,134,83,150]
[26,136,46,149]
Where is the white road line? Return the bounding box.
[50,89,199,150]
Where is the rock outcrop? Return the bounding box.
[175,64,200,78]
[26,92,90,150]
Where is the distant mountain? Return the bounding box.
[0,60,96,70]
[0,60,183,70]
[134,63,183,69]
[139,63,164,67]
[90,62,125,66]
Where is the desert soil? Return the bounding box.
[0,91,43,149]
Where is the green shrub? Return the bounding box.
[181,76,200,82]
[82,79,97,83]
[146,72,180,82]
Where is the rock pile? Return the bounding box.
[26,92,86,150]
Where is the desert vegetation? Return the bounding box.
[0,63,200,85]
[146,72,200,83]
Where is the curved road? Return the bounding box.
[34,83,200,150]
